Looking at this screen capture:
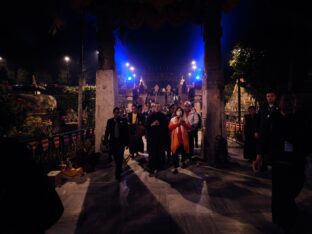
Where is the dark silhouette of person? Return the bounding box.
[145,103,168,174]
[127,104,145,158]
[0,138,64,234]
[103,107,129,180]
[243,106,259,162]
[254,93,311,232]
[256,90,280,171]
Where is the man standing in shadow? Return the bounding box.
[256,90,280,171]
[104,107,129,180]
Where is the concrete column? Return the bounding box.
[126,90,133,112]
[194,89,202,113]
[201,0,227,164]
[95,17,116,152]
[95,70,117,152]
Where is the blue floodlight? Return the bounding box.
[196,75,200,80]
[127,76,132,81]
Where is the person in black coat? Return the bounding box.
[254,93,311,232]
[256,90,280,170]
[0,138,64,234]
[145,103,168,174]
[243,106,259,162]
[104,107,129,180]
[127,104,145,158]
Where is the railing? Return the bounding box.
[20,127,95,173]
[226,121,244,145]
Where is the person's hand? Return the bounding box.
[252,154,263,172]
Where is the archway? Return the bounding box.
[93,0,233,164]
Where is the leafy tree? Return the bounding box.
[0,87,26,137]
[228,44,267,103]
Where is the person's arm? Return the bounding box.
[169,120,180,131]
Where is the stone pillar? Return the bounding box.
[194,89,202,113]
[95,18,117,152]
[126,89,133,112]
[201,0,227,164]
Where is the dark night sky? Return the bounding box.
[0,0,311,87]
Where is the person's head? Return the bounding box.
[155,103,161,112]
[279,93,296,115]
[266,90,277,105]
[175,107,184,117]
[131,104,138,113]
[166,84,172,92]
[154,84,159,92]
[248,106,256,115]
[113,107,120,118]
[183,101,192,113]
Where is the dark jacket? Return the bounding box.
[104,117,129,147]
[258,111,310,165]
[256,104,280,154]
[243,114,259,139]
[127,112,145,135]
[0,138,64,233]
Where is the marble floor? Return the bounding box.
[47,142,312,234]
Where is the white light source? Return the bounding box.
[130,66,135,71]
[125,62,130,67]
[191,60,196,65]
[64,56,70,63]
[192,65,197,70]
[188,73,192,76]
[133,74,136,77]
[0,56,3,61]
[96,50,99,55]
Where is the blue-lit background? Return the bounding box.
[114,22,204,88]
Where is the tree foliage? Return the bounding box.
[0,87,26,137]
[228,44,267,103]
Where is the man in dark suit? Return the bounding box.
[256,90,280,171]
[254,93,311,232]
[127,104,145,158]
[104,107,129,180]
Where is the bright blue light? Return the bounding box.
[127,76,132,81]
[196,75,200,80]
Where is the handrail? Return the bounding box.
[20,127,95,173]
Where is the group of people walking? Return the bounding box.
[103,101,201,180]
[243,90,311,233]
